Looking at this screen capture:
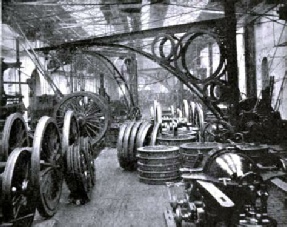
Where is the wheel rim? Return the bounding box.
[80,136,95,186]
[54,91,110,146]
[2,147,35,226]
[183,99,189,121]
[62,110,79,156]
[150,122,160,146]
[117,122,129,158]
[129,121,144,161]
[123,121,136,159]
[66,142,93,201]
[136,121,151,148]
[31,116,63,218]
[1,113,29,161]
[136,122,153,148]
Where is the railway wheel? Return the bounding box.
[62,110,79,156]
[31,116,63,218]
[128,121,144,164]
[136,121,153,148]
[117,121,137,171]
[66,142,93,204]
[1,113,29,161]
[54,92,110,146]
[80,136,95,186]
[2,147,36,226]
[150,122,161,146]
[117,121,130,170]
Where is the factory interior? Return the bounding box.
[1,0,287,226]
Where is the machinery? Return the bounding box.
[165,145,286,227]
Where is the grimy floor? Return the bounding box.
[33,147,170,227]
[33,147,287,227]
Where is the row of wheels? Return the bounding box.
[0,110,95,226]
[117,120,161,171]
[151,100,204,128]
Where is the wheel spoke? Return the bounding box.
[12,194,24,218]
[86,121,100,130]
[86,124,99,136]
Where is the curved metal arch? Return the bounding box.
[83,51,135,108]
[90,43,224,120]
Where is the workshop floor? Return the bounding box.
[33,147,287,227]
[33,147,170,227]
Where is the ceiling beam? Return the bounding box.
[33,18,225,52]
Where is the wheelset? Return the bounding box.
[1,147,36,227]
[31,116,63,218]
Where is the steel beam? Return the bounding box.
[33,18,225,52]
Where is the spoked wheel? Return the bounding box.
[2,147,36,226]
[62,110,80,156]
[31,116,63,218]
[66,142,93,204]
[1,113,29,161]
[54,92,110,146]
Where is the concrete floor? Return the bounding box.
[32,147,287,227]
[33,147,170,227]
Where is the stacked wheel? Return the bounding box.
[117,121,136,170]
[65,137,94,204]
[157,134,196,147]
[180,142,218,168]
[137,145,181,185]
[117,120,153,171]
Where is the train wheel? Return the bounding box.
[136,121,153,148]
[80,136,95,186]
[54,91,110,146]
[66,142,93,204]
[150,122,161,146]
[2,147,36,226]
[31,116,63,218]
[1,113,29,161]
[62,110,79,156]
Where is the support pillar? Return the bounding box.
[244,24,257,98]
[224,0,240,125]
[125,54,138,107]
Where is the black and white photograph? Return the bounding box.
[0,0,287,226]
